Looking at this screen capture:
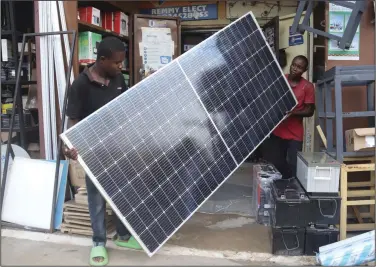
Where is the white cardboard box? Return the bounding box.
[114,11,129,36]
[345,128,375,152]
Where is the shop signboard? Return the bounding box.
[289,35,304,46]
[140,4,218,21]
[288,26,304,46]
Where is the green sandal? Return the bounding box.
[89,246,109,266]
[113,235,142,250]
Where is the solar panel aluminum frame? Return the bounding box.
[60,11,297,257]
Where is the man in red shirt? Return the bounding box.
[260,55,315,179]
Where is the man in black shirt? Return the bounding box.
[64,37,141,266]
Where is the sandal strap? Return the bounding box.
[90,246,108,266]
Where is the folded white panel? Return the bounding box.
[316,230,375,266]
[1,157,57,229]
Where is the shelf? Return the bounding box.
[319,111,376,118]
[1,125,39,133]
[78,1,123,12]
[1,30,22,37]
[327,151,375,158]
[78,20,129,41]
[1,80,37,85]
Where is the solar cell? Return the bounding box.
[61,12,297,256]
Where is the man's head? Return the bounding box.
[96,37,126,77]
[289,55,308,79]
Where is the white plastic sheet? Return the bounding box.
[316,230,375,266]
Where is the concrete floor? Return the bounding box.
[1,237,273,266]
[1,162,316,266]
[164,162,270,253]
[168,213,271,253]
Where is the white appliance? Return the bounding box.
[296,152,341,193]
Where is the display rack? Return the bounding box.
[340,157,375,240]
[1,1,38,149]
[75,1,132,85]
[316,65,376,162]
[1,29,77,234]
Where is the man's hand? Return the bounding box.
[64,146,78,160]
[285,110,293,117]
[286,104,315,118]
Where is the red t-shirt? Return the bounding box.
[273,75,315,141]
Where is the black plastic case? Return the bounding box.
[271,227,305,256]
[304,224,339,256]
[271,178,311,227]
[307,193,341,225]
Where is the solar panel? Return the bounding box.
[61,12,297,256]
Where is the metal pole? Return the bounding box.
[49,30,77,232]
[9,2,27,149]
[24,31,73,37]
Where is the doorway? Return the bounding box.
[181,28,222,53]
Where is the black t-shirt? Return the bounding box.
[66,65,128,120]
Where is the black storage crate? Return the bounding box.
[307,193,341,225]
[304,224,339,256]
[271,227,305,256]
[271,178,310,227]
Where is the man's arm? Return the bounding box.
[289,82,315,118]
[63,79,84,160]
[66,79,84,121]
[67,118,80,129]
[120,74,129,93]
[290,103,315,117]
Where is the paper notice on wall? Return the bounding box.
[328,1,360,60]
[139,27,174,79]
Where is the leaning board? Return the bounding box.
[60,12,297,256]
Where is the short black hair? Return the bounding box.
[96,36,125,61]
[293,55,309,69]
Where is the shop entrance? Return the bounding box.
[181,28,221,53]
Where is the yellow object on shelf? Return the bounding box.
[2,103,13,114]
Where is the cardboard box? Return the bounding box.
[79,31,102,64]
[18,42,36,53]
[345,128,375,152]
[78,7,101,26]
[102,12,114,31]
[69,160,86,187]
[113,11,128,36]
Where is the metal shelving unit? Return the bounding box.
[1,1,38,149]
[316,65,376,162]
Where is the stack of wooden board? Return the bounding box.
[60,188,115,238]
[73,187,111,208]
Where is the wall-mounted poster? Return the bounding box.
[328,2,360,60]
[140,27,174,78]
[133,15,181,84]
[261,16,279,61]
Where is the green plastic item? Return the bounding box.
[89,246,108,266]
[114,236,142,250]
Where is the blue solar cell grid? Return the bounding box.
[61,12,296,256]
